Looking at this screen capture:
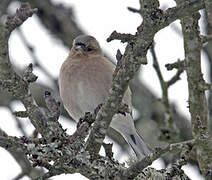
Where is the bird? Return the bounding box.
[59,35,152,159]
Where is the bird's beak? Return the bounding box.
[75,42,87,53]
[75,45,84,52]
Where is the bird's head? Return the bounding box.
[70,35,102,57]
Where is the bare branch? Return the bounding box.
[44,91,60,120]
[0,3,67,141]
[167,68,184,87]
[23,63,38,84]
[161,0,205,29]
[85,0,205,158]
[107,31,135,43]
[127,7,140,14]
[150,43,180,142]
[165,60,185,71]
[5,3,37,33]
[175,0,212,178]
[122,139,195,179]
[201,34,212,44]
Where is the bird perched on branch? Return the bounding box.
[59,35,152,158]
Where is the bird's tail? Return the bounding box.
[111,113,153,159]
[123,130,153,159]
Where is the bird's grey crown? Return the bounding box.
[74,35,96,46]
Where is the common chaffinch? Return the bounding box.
[59,35,152,158]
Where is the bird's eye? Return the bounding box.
[87,47,93,52]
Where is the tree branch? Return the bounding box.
[161,0,205,29]
[151,43,181,143]
[0,3,67,141]
[85,0,205,159]
[175,0,212,178]
[122,139,195,179]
